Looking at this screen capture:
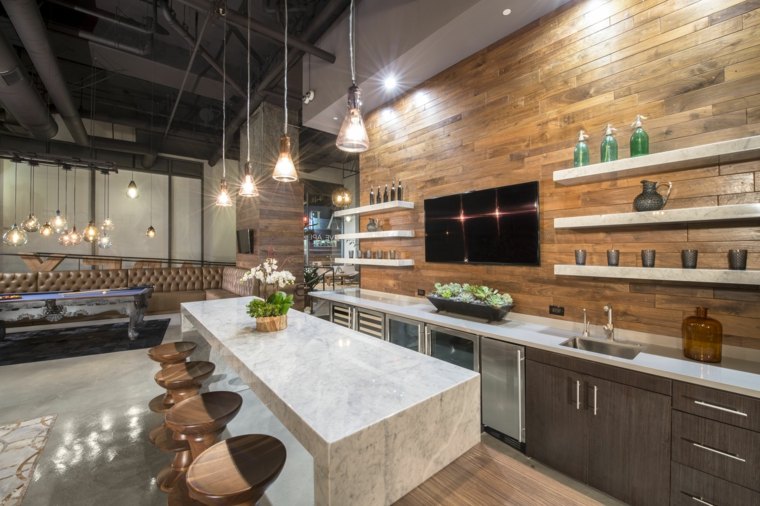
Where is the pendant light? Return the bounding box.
[51,165,67,233]
[21,162,40,232]
[335,0,369,153]
[98,172,113,248]
[272,0,298,182]
[126,171,139,199]
[146,173,156,238]
[331,186,352,208]
[68,170,82,245]
[39,165,53,236]
[215,7,233,207]
[239,0,259,198]
[3,161,29,246]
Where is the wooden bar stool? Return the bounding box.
[148,341,198,408]
[186,435,287,506]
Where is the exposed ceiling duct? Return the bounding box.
[0,29,58,140]
[0,0,88,145]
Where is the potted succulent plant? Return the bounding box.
[428,282,513,322]
[246,291,294,332]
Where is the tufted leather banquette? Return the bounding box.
[205,267,255,300]
[0,272,38,293]
[37,269,129,292]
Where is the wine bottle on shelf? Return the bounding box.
[390,179,396,201]
[383,184,389,203]
[397,180,403,201]
[369,186,375,205]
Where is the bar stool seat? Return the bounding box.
[166,391,243,460]
[148,341,197,369]
[155,361,215,402]
[186,435,287,506]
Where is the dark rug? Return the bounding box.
[0,319,170,366]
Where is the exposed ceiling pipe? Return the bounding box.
[1,0,88,145]
[49,23,152,56]
[0,29,58,139]
[47,0,157,35]
[176,0,336,63]
[158,0,245,97]
[207,0,348,166]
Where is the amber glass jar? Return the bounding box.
[682,307,722,363]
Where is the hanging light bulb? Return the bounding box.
[336,0,369,153]
[51,210,67,234]
[331,186,352,208]
[102,217,114,232]
[68,225,83,245]
[21,214,40,232]
[146,225,157,238]
[272,1,298,182]
[3,224,28,246]
[39,221,54,237]
[215,178,233,207]
[58,229,71,246]
[83,221,99,242]
[215,10,237,206]
[238,3,259,198]
[98,232,113,249]
[239,163,259,197]
[126,174,139,199]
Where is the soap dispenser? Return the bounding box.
[573,130,590,167]
[600,124,618,162]
[630,115,649,157]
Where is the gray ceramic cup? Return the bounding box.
[575,249,587,265]
[728,249,747,270]
[681,249,698,269]
[607,249,619,266]
[641,249,656,268]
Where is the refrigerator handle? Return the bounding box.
[516,347,524,439]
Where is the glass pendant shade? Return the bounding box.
[101,218,114,232]
[58,230,71,246]
[39,222,54,237]
[3,224,28,246]
[98,233,112,249]
[21,214,40,232]
[83,221,99,242]
[146,225,157,238]
[51,210,67,234]
[126,180,139,199]
[215,178,233,207]
[272,135,298,182]
[68,226,82,245]
[332,187,352,208]
[239,162,259,197]
[336,85,369,153]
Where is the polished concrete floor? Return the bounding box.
[0,314,619,506]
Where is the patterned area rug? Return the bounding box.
[0,319,169,366]
[0,415,56,506]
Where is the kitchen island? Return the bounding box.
[180,297,480,506]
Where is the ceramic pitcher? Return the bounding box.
[633,180,672,211]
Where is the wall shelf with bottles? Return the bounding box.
[553,135,760,186]
[335,258,415,267]
[554,203,760,229]
[554,265,759,286]
[333,201,414,217]
[335,230,415,240]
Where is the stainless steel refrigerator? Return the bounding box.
[480,336,525,450]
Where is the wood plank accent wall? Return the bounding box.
[359,0,760,349]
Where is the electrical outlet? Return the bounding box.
[417,288,426,296]
[549,305,565,316]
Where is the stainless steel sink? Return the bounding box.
[560,336,644,360]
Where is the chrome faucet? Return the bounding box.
[581,308,590,337]
[603,304,614,341]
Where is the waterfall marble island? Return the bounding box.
[180,297,480,506]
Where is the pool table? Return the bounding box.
[0,286,153,340]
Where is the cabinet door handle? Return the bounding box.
[694,400,748,417]
[691,441,746,463]
[687,494,715,506]
[575,380,581,410]
[593,385,598,416]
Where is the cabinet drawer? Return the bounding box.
[672,411,760,492]
[671,462,760,506]
[674,381,760,432]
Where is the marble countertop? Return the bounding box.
[181,297,479,446]
[311,289,760,399]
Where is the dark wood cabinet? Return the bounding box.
[526,349,671,506]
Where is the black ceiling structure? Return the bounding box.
[0,0,354,176]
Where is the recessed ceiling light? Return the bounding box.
[502,8,512,16]
[384,76,398,90]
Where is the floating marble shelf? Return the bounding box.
[335,258,415,267]
[553,135,760,186]
[335,230,415,240]
[554,203,760,229]
[554,264,760,286]
[333,200,414,217]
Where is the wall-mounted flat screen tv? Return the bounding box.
[236,229,255,254]
[424,181,540,265]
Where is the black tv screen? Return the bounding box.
[236,229,255,254]
[424,181,539,265]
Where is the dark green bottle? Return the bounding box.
[630,114,649,157]
[600,124,618,162]
[573,130,590,167]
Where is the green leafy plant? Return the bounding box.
[432,282,512,307]
[303,266,323,290]
[246,291,294,318]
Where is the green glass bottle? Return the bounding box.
[573,130,590,167]
[630,114,649,157]
[600,124,618,162]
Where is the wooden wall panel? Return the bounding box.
[359,0,760,349]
